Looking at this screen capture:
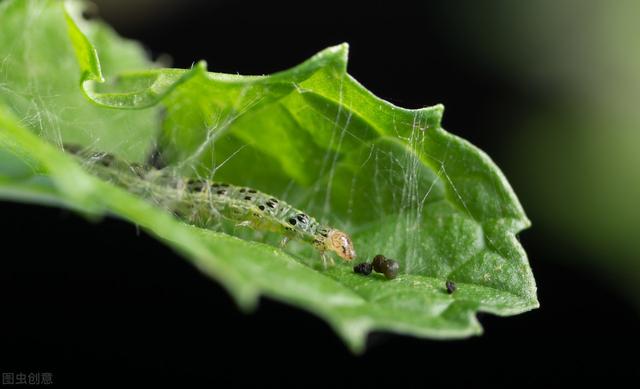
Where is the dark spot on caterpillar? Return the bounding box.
[320,232,328,238]
[220,183,229,187]
[244,196,253,201]
[285,227,293,232]
[446,280,457,294]
[188,180,206,191]
[216,190,226,195]
[266,200,277,208]
[353,262,372,276]
[146,146,167,169]
[288,218,297,225]
[211,183,220,187]
[252,213,260,217]
[62,143,84,155]
[248,189,257,193]
[269,198,278,203]
[296,213,308,223]
[258,205,265,211]
[96,153,115,166]
[239,188,246,193]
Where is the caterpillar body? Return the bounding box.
[64,145,356,266]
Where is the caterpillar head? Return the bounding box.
[327,229,356,261]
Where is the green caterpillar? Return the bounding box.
[64,145,356,266]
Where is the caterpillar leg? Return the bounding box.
[320,252,335,269]
[235,220,252,228]
[280,236,290,248]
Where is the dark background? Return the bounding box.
[1,1,638,386]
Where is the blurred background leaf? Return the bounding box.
[434,0,640,304]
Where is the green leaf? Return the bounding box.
[0,0,538,352]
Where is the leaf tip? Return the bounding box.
[326,42,350,57]
[333,318,373,354]
[416,103,445,130]
[63,0,104,84]
[310,42,350,71]
[193,60,208,73]
[222,279,261,313]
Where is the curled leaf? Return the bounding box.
[0,0,537,352]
